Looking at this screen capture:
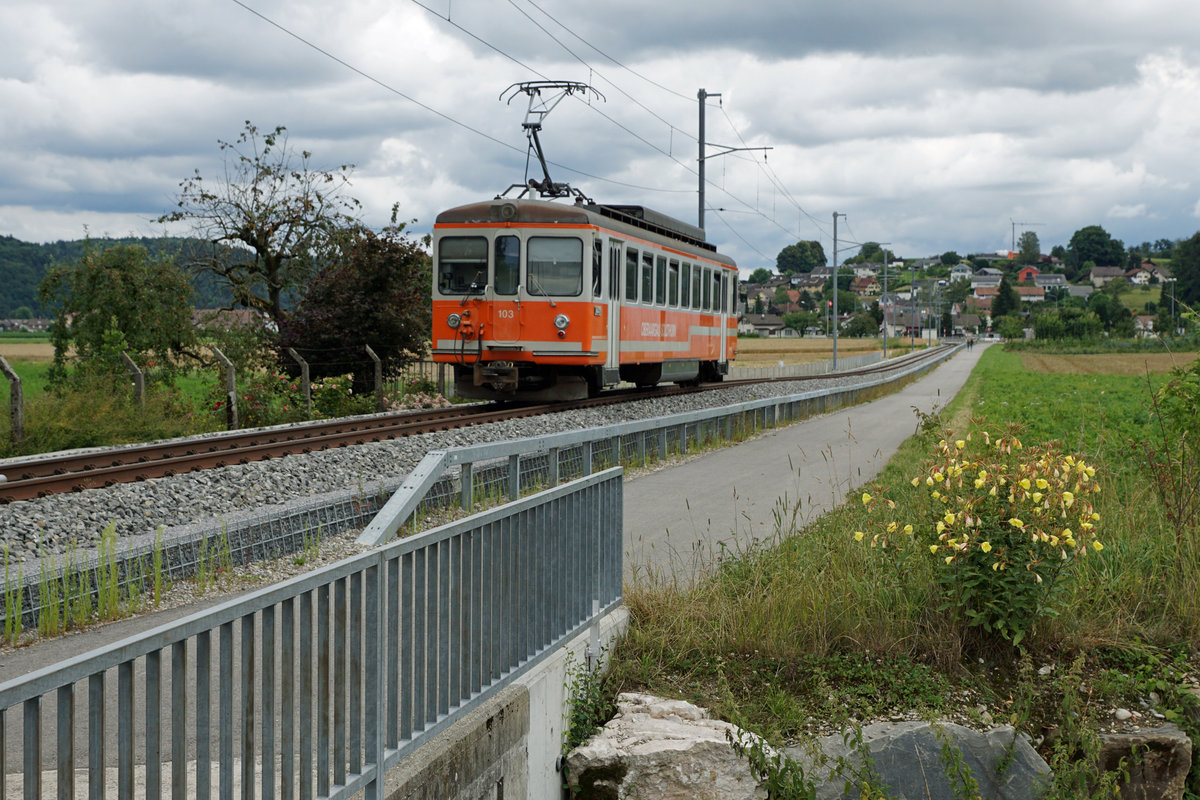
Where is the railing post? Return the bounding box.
[460,461,474,509]
[365,345,384,411]
[288,347,313,417]
[0,355,23,444]
[211,346,238,430]
[508,454,520,501]
[120,351,145,410]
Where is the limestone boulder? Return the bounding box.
[785,720,1051,800]
[565,692,766,800]
[1098,723,1192,800]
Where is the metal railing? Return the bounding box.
[0,468,624,799]
[360,345,960,546]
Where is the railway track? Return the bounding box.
[0,346,949,503]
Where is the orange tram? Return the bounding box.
[431,197,739,402]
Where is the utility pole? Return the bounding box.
[697,89,771,232]
[876,243,891,361]
[832,212,846,368]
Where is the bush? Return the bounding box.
[855,426,1105,648]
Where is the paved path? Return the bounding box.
[623,344,988,583]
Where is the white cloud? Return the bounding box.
[3,0,1200,270]
[1108,204,1147,219]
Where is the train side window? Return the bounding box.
[437,236,487,295]
[609,240,623,301]
[681,262,691,308]
[692,265,702,310]
[655,256,666,306]
[527,236,582,296]
[720,271,730,313]
[668,260,680,307]
[625,247,639,302]
[711,270,721,313]
[592,239,603,297]
[493,235,519,295]
[641,252,653,305]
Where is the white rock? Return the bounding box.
[567,692,766,800]
[1115,708,1133,721]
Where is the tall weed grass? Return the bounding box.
[610,343,1200,752]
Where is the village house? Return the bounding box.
[1088,266,1126,287]
[1033,273,1066,289]
[850,276,881,297]
[1014,285,1045,303]
[1016,266,1040,284]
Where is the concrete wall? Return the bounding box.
[384,605,629,800]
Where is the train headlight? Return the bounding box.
[553,313,570,331]
[447,313,462,329]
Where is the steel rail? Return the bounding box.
[0,346,948,503]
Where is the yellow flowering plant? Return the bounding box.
[854,426,1105,647]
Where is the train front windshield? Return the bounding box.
[437,235,583,298]
[437,236,487,295]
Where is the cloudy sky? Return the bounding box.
[2,0,1199,272]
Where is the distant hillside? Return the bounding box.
[0,235,235,317]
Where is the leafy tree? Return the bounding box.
[1102,276,1131,298]
[159,121,362,328]
[842,312,879,337]
[996,315,1025,340]
[940,310,953,337]
[940,251,961,267]
[990,275,1021,320]
[782,310,821,336]
[1173,232,1200,306]
[776,240,826,275]
[1088,292,1134,335]
[1017,231,1040,265]
[748,267,773,284]
[944,278,971,304]
[1050,244,1067,261]
[277,220,431,395]
[845,242,893,266]
[773,285,792,311]
[1067,225,1125,279]
[38,242,196,383]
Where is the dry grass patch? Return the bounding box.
[735,336,881,367]
[0,342,56,361]
[1019,352,1198,375]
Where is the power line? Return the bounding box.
[230,0,683,195]
[514,0,693,102]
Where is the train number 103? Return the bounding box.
[496,309,515,319]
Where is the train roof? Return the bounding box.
[435,198,736,268]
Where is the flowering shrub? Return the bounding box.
[311,375,374,419]
[855,426,1104,647]
[208,373,306,428]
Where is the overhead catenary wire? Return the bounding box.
[231,0,811,263]
[230,0,683,196]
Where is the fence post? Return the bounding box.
[365,345,383,411]
[211,346,238,430]
[0,355,23,444]
[120,352,145,410]
[287,348,313,417]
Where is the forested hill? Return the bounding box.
[0,235,234,317]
